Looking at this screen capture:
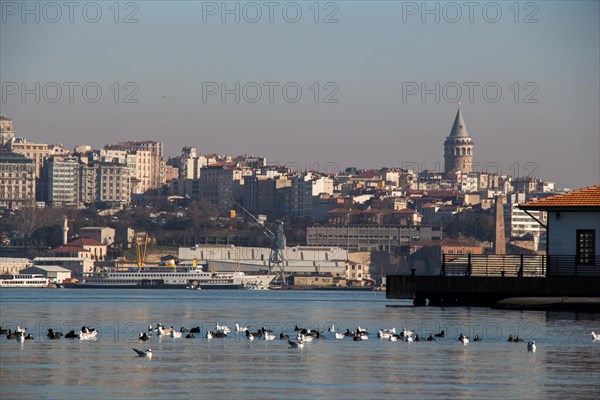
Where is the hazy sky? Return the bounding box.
[1,1,599,189]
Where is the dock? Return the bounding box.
[386,254,600,311]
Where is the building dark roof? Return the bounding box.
[448,107,469,138]
[519,185,600,210]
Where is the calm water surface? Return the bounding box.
[1,289,599,399]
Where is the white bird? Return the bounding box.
[405,335,413,343]
[157,325,172,336]
[356,326,368,334]
[402,329,414,338]
[591,331,600,341]
[461,336,470,345]
[263,332,276,341]
[527,341,536,352]
[215,323,231,333]
[360,333,369,340]
[328,324,335,333]
[16,331,25,343]
[206,331,213,339]
[170,329,182,338]
[15,325,26,334]
[378,330,392,339]
[334,333,345,339]
[78,330,98,340]
[133,348,152,358]
[389,335,398,342]
[298,334,313,343]
[288,339,304,349]
[235,323,247,332]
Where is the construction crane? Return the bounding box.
[231,200,288,285]
[136,233,149,267]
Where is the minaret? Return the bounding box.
[444,102,474,175]
[62,217,69,245]
[494,195,506,255]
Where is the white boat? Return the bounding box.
[64,263,275,290]
[0,274,49,288]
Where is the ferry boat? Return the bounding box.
[63,262,276,290]
[0,274,49,288]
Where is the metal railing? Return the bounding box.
[440,254,600,277]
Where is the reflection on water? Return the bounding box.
[1,289,599,399]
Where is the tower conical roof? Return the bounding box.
[449,107,469,138]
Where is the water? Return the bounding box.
[1,289,599,399]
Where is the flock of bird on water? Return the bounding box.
[3,324,599,359]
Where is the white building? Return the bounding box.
[290,172,334,221]
[520,185,600,275]
[179,244,349,277]
[21,265,71,283]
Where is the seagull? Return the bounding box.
[235,323,247,332]
[591,332,600,341]
[405,335,413,343]
[527,341,536,352]
[328,324,335,333]
[263,332,276,341]
[298,334,313,343]
[139,333,150,341]
[388,335,398,342]
[216,324,231,333]
[15,326,26,334]
[170,328,182,338]
[356,326,368,334]
[133,348,152,358]
[458,334,469,345]
[157,325,173,336]
[206,331,213,339]
[288,339,304,348]
[334,332,345,339]
[78,330,98,340]
[402,329,414,338]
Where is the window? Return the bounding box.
[576,230,595,265]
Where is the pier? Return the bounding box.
[386,254,600,311]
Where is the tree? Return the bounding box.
[443,211,494,242]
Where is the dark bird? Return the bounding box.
[6,330,17,340]
[279,333,289,340]
[65,330,77,339]
[185,333,195,339]
[434,330,446,338]
[25,334,34,340]
[508,334,515,342]
[473,335,482,342]
[190,327,200,334]
[47,329,62,339]
[513,336,524,343]
[427,334,436,341]
[132,348,152,358]
[139,332,150,341]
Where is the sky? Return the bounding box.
[1,0,599,189]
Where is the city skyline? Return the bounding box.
[1,1,599,189]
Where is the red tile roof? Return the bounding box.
[519,185,600,209]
